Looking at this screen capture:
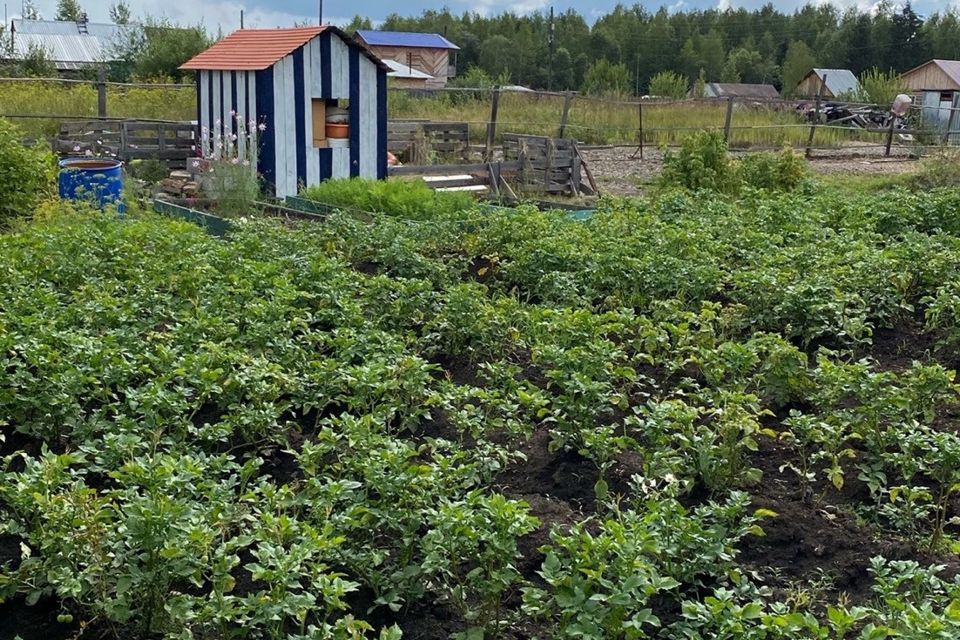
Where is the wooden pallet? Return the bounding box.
[503,133,597,196]
[388,121,470,161]
[57,120,198,167]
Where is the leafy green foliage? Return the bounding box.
[648,71,688,99]
[5,177,960,638]
[581,59,631,96]
[661,130,734,192]
[662,132,808,194]
[736,146,809,191]
[300,178,476,220]
[856,68,909,108]
[0,119,55,225]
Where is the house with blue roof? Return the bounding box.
[355,30,459,88]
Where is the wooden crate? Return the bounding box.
[503,133,593,196]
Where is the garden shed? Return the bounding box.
[700,83,780,100]
[899,59,960,132]
[180,26,389,199]
[795,68,860,98]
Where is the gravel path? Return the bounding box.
[579,143,921,196]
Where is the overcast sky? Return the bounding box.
[10,0,956,31]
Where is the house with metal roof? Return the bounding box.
[899,59,960,132]
[354,30,459,88]
[795,68,861,98]
[181,26,390,198]
[10,18,139,72]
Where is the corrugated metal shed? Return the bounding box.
[383,59,433,80]
[355,30,460,50]
[11,19,138,70]
[703,83,780,99]
[814,69,860,96]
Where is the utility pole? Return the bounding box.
[240,10,244,28]
[548,6,555,91]
[318,0,323,25]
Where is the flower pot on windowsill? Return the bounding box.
[326,123,349,139]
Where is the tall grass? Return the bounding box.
[0,80,195,137]
[0,78,893,150]
[388,88,885,149]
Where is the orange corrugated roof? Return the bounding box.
[180,27,326,71]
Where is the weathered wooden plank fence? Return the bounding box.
[56,120,197,167]
[387,120,469,161]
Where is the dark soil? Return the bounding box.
[742,437,917,606]
[865,316,941,372]
[0,597,86,640]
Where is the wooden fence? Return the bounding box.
[387,121,470,161]
[55,120,197,167]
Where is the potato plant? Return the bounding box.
[5,182,960,639]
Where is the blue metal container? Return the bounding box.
[58,158,125,212]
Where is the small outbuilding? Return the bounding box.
[899,59,960,131]
[795,68,860,98]
[355,30,459,88]
[180,26,389,199]
[10,17,139,73]
[700,82,780,100]
[383,59,435,89]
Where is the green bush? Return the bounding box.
[581,59,631,97]
[648,71,689,99]
[0,118,55,226]
[300,178,477,220]
[662,131,808,194]
[855,68,907,108]
[660,130,733,192]
[737,146,808,191]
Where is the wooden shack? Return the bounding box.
[899,60,960,131]
[180,26,389,198]
[355,30,459,88]
[795,68,860,98]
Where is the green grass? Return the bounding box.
[0,79,895,151]
[0,80,195,138]
[388,88,886,149]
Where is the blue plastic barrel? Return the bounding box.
[58,158,125,212]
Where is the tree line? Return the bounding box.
[5,0,959,96]
[346,2,960,95]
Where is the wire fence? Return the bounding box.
[1,77,957,159]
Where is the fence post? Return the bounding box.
[805,73,826,159]
[638,101,644,159]
[485,86,501,162]
[97,66,107,118]
[558,91,573,139]
[885,116,896,157]
[723,97,734,144]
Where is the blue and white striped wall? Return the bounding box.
[195,30,388,199]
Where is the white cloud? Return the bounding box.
[18,1,351,31]
[717,0,731,9]
[457,0,549,16]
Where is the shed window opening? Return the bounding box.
[313,98,350,147]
